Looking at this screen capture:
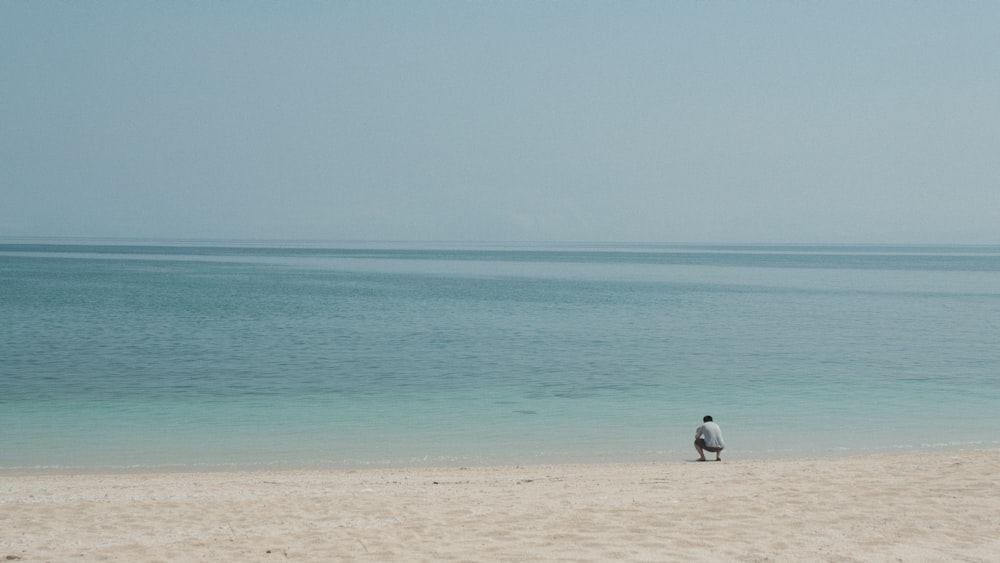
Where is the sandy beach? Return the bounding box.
[2,449,998,562]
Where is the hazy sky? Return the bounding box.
[3,2,999,244]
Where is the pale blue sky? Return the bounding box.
[2,2,998,243]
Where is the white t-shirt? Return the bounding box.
[697,421,725,449]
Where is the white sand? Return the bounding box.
[2,449,998,562]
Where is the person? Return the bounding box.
[694,415,725,461]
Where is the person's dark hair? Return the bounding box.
[703,415,713,422]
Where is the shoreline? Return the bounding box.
[2,442,995,475]
[3,449,998,562]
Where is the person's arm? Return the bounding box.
[694,425,703,440]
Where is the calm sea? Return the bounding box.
[2,241,998,469]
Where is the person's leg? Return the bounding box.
[694,439,706,461]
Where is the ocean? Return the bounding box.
[1,241,998,469]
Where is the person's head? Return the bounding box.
[703,415,713,423]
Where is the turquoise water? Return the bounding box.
[2,241,998,468]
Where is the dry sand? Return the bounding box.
[2,449,998,562]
